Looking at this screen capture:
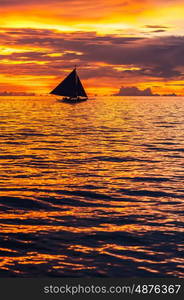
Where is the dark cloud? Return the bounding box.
[0,0,21,5]
[0,0,73,6]
[114,86,156,96]
[145,25,169,29]
[1,28,184,81]
[114,86,178,96]
[152,30,166,33]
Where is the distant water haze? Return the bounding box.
[0,95,183,277]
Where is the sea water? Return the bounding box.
[0,96,183,277]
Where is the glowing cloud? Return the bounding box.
[0,0,184,94]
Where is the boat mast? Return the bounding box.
[74,65,78,98]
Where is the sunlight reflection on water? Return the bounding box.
[0,96,183,277]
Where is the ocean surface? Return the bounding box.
[0,95,183,278]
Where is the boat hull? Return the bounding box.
[62,97,88,103]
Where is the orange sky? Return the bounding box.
[0,0,184,95]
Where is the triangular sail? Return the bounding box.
[50,69,76,97]
[50,68,87,97]
[76,75,88,97]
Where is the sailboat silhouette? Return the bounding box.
[50,67,88,103]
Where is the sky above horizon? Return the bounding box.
[0,0,184,95]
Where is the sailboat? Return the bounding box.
[50,67,88,103]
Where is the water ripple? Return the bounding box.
[0,96,183,277]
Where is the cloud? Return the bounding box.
[1,0,182,32]
[0,28,184,84]
[144,25,169,29]
[0,0,145,19]
[114,86,156,96]
[0,91,35,96]
[151,30,167,33]
[114,85,178,96]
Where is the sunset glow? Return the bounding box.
[0,0,184,95]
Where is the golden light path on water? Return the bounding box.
[0,96,183,277]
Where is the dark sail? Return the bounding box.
[50,68,87,97]
[76,75,88,97]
